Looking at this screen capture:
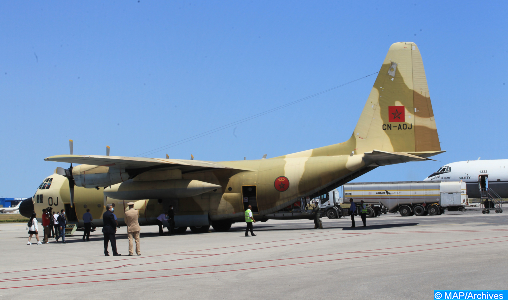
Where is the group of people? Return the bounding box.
[27,208,67,245]
[102,202,141,256]
[349,198,368,228]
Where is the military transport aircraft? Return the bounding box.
[424,159,508,199]
[20,42,444,233]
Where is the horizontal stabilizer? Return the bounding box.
[364,150,433,166]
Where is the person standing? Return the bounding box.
[156,213,167,236]
[349,198,356,228]
[58,209,67,243]
[42,209,50,244]
[53,210,60,241]
[27,212,42,245]
[48,207,54,238]
[103,204,121,256]
[167,205,175,236]
[82,209,93,241]
[359,200,367,227]
[125,202,141,256]
[245,205,256,237]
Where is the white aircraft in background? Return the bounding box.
[424,159,508,198]
[0,202,21,214]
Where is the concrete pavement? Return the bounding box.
[0,208,506,299]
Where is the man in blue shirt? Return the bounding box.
[349,198,356,228]
[82,209,93,241]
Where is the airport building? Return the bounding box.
[0,198,24,208]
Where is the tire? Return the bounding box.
[399,206,411,217]
[414,205,426,216]
[367,207,375,218]
[428,206,439,216]
[326,208,338,219]
[174,226,188,234]
[211,221,232,232]
[190,225,210,233]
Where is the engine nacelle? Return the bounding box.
[72,164,129,188]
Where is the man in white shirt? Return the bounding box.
[53,212,60,241]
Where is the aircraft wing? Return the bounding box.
[44,155,248,173]
[364,150,434,166]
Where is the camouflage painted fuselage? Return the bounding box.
[28,42,443,228]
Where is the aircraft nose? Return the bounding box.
[19,198,34,218]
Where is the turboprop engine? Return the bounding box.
[72,164,129,188]
[104,179,221,200]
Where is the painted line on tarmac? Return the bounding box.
[2,236,506,285]
[2,228,504,276]
[2,238,507,290]
[0,233,372,281]
[0,231,371,275]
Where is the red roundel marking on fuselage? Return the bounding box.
[274,176,289,192]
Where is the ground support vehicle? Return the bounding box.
[343,181,468,216]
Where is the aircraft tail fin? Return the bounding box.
[353,42,441,156]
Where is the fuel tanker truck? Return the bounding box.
[342,181,468,216]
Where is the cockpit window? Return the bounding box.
[427,166,451,178]
[38,178,53,190]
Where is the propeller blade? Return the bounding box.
[69,179,75,208]
[106,146,110,156]
[166,154,169,159]
[191,154,194,160]
[69,140,73,155]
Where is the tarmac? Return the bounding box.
[0,208,506,299]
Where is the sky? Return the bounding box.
[1,1,507,197]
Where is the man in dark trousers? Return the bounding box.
[167,205,175,235]
[102,204,121,256]
[359,200,367,227]
[349,198,356,228]
[82,208,93,241]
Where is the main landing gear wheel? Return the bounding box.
[399,206,411,217]
[414,205,426,216]
[190,225,210,233]
[211,221,232,232]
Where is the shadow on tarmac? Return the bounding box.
[340,223,419,230]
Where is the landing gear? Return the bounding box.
[211,221,232,232]
[190,225,210,233]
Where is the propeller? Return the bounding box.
[59,140,76,207]
[106,145,110,156]
[166,154,169,159]
[191,154,194,160]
